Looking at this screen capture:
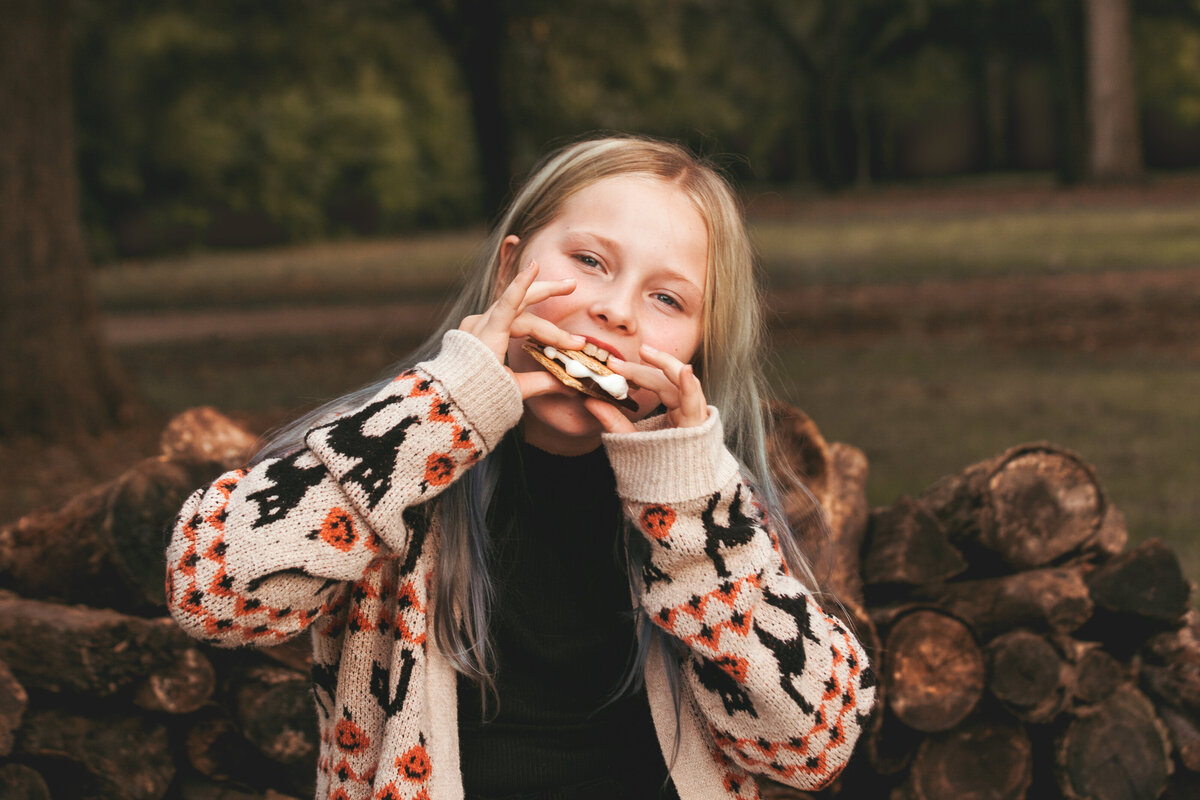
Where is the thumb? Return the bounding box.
[584,398,636,434]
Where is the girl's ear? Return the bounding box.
[496,235,522,289]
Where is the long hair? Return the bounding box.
[253,133,821,706]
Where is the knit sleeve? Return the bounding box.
[602,411,877,793]
[165,330,522,648]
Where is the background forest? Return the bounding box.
[72,0,1200,258]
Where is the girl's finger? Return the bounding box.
[673,364,708,428]
[511,368,575,399]
[637,343,690,386]
[510,314,586,351]
[486,260,542,329]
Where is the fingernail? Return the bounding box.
[642,344,659,354]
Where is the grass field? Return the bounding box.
[79,177,1200,579]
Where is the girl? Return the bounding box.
[166,135,875,800]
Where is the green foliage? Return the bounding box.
[1136,18,1200,126]
[74,1,478,258]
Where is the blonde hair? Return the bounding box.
[256,134,817,702]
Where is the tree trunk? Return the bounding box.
[416,0,513,217]
[0,0,138,440]
[1082,0,1144,181]
[1047,0,1089,183]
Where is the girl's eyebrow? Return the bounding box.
[562,228,703,297]
[562,229,620,253]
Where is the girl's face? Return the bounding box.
[503,175,709,455]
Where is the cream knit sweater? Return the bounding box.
[165,330,876,800]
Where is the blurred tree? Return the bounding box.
[749,0,930,187]
[0,0,138,439]
[74,0,479,257]
[413,0,515,216]
[1083,0,1144,179]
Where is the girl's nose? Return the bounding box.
[590,288,637,333]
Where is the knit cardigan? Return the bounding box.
[165,330,876,800]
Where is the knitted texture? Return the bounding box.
[165,331,876,799]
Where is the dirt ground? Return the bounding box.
[3,176,1199,526]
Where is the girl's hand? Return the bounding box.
[584,343,708,433]
[458,261,585,396]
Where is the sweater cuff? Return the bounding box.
[418,329,523,451]
[602,407,740,505]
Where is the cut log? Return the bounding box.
[159,406,258,468]
[907,718,1033,800]
[0,763,51,800]
[178,778,301,800]
[0,657,26,757]
[1068,642,1124,705]
[0,455,226,611]
[917,442,1106,570]
[913,566,1093,640]
[863,497,967,588]
[1056,684,1173,800]
[822,442,871,606]
[986,630,1069,723]
[234,665,319,771]
[0,594,192,696]
[884,610,985,732]
[865,708,922,776]
[1139,624,1200,714]
[1156,704,1200,772]
[1086,538,1191,626]
[133,645,217,714]
[17,708,175,800]
[185,711,268,786]
[1082,504,1130,563]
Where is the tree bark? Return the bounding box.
[1082,0,1144,181]
[0,455,226,612]
[864,497,967,589]
[0,0,138,439]
[0,658,26,757]
[0,593,201,698]
[16,709,174,800]
[913,566,1094,640]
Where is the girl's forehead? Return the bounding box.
[558,175,703,227]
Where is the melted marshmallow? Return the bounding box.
[543,346,629,400]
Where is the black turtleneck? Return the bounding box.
[456,438,677,800]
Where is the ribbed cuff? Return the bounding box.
[602,407,740,505]
[418,329,523,451]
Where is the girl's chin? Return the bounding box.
[520,394,607,454]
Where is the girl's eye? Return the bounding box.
[574,254,602,269]
[653,292,682,310]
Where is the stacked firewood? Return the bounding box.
[0,408,316,800]
[767,406,1199,800]
[0,405,1197,799]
